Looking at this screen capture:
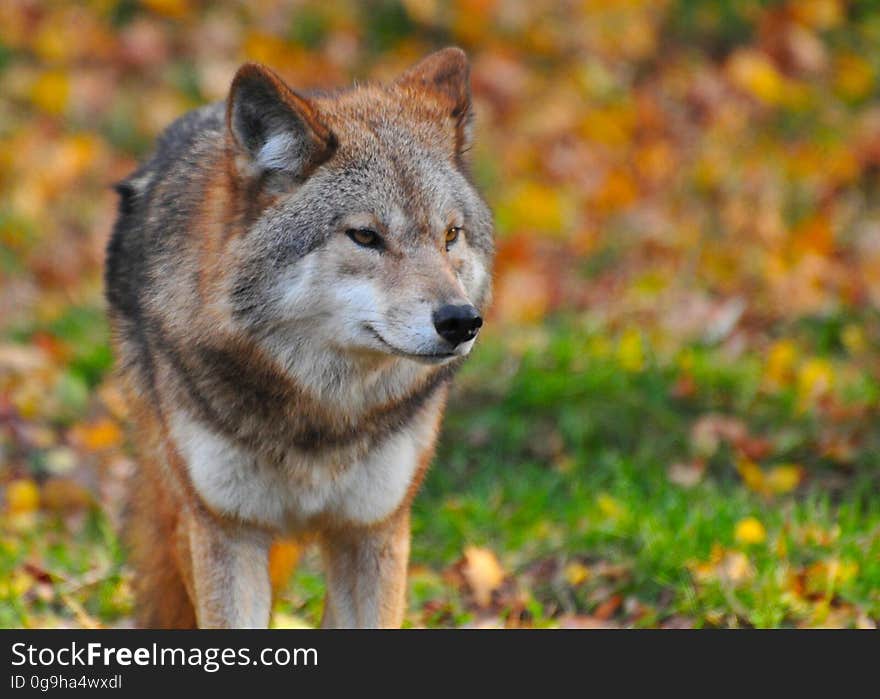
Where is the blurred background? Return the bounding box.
[1,0,879,628]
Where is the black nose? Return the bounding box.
[433,304,483,347]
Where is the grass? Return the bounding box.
[401,320,879,627]
[2,315,879,628]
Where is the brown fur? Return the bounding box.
[123,388,198,628]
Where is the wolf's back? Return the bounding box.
[104,102,224,327]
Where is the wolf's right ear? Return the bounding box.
[226,63,336,179]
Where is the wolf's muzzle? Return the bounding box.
[432,304,483,347]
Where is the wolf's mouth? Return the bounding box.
[363,324,457,363]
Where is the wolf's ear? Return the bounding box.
[396,47,473,162]
[226,63,336,179]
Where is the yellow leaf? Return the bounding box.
[6,479,40,514]
[765,464,803,495]
[727,50,786,105]
[797,358,834,410]
[735,517,767,545]
[617,328,645,372]
[461,546,505,608]
[402,0,440,24]
[764,339,798,389]
[30,70,69,116]
[735,457,766,494]
[841,323,867,355]
[34,18,71,62]
[578,105,636,146]
[564,562,591,586]
[835,54,874,100]
[10,570,35,597]
[597,492,627,521]
[775,535,788,559]
[500,181,566,234]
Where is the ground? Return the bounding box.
[2,315,878,628]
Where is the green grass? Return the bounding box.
[2,316,878,627]
[404,319,880,627]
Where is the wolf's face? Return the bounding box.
[283,157,492,365]
[224,50,493,373]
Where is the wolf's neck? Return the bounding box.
[275,337,435,414]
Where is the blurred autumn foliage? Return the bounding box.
[2,0,880,628]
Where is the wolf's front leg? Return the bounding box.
[183,508,273,628]
[319,508,411,628]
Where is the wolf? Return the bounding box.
[104,47,494,628]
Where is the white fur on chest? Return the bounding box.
[169,408,436,531]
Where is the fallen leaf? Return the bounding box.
[736,457,766,494]
[41,478,93,512]
[617,328,645,372]
[268,539,303,594]
[797,358,834,410]
[596,492,627,521]
[689,545,755,586]
[75,419,123,451]
[691,414,748,457]
[804,558,859,595]
[735,517,767,545]
[564,561,591,586]
[667,459,705,488]
[593,594,622,620]
[461,546,505,608]
[6,479,40,514]
[765,464,804,494]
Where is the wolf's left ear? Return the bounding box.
[227,63,336,179]
[396,47,473,162]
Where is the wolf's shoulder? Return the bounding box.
[126,101,225,200]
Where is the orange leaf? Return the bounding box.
[77,419,123,451]
[268,539,303,594]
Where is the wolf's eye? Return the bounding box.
[445,226,462,251]
[347,228,382,249]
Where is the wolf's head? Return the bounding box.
[219,48,493,378]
